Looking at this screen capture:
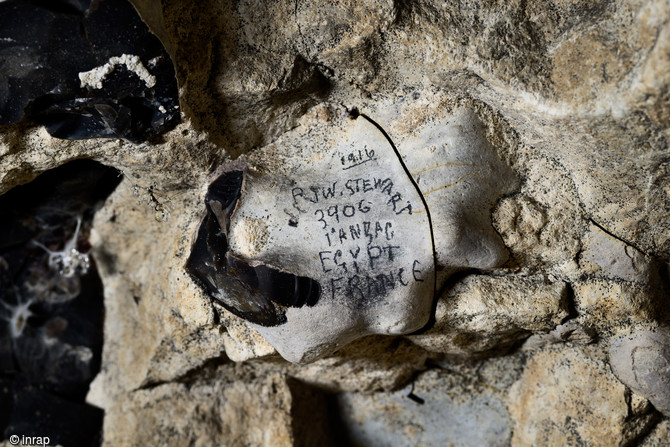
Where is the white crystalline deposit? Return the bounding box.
[79,54,156,90]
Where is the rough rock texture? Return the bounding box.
[0,0,669,445]
[408,273,570,358]
[509,345,660,446]
[609,327,670,416]
[102,368,298,447]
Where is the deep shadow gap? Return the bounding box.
[0,159,122,446]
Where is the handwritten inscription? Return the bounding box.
[321,220,394,247]
[340,145,376,170]
[291,174,424,302]
[291,176,413,217]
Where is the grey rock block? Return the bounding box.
[609,327,670,416]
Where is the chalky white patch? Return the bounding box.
[78,54,156,90]
[231,115,435,363]
[206,106,516,363]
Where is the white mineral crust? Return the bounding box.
[78,54,156,90]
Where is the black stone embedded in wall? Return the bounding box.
[186,170,322,328]
[0,0,180,142]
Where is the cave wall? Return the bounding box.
[1,0,669,445]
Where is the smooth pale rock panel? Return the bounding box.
[334,368,512,447]
[398,107,518,276]
[609,327,670,416]
[509,345,658,447]
[374,97,520,275]
[186,104,518,363]
[187,109,434,364]
[408,274,569,358]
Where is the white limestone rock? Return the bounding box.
[187,106,516,363]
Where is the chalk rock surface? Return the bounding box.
[509,345,659,447]
[186,107,515,363]
[0,0,669,445]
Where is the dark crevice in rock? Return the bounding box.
[563,281,579,321]
[0,159,122,446]
[136,356,231,392]
[0,0,179,142]
[205,54,332,157]
[321,391,359,447]
[621,401,663,447]
[287,378,339,447]
[656,261,670,323]
[625,414,665,447]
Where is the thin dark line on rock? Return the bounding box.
[589,218,647,256]
[358,112,438,300]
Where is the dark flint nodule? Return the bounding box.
[0,0,179,142]
[186,170,322,327]
[0,160,122,446]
